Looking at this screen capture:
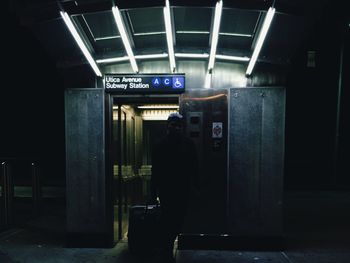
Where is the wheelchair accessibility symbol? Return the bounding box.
[172,77,184,89]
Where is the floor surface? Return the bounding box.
[1,190,350,263]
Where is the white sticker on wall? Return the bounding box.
[212,122,223,138]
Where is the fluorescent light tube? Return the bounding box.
[215,54,250,62]
[60,11,102,77]
[138,105,179,109]
[96,56,129,64]
[208,0,223,71]
[204,72,212,89]
[97,54,168,64]
[135,53,168,60]
[134,32,165,36]
[219,32,252,37]
[112,6,139,73]
[175,53,209,58]
[142,115,171,121]
[164,0,176,72]
[95,36,121,41]
[246,7,275,76]
[176,31,210,34]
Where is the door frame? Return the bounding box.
[106,94,180,243]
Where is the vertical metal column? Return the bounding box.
[31,162,41,215]
[2,162,14,227]
[333,40,344,187]
[117,104,123,241]
[65,88,109,247]
[0,162,4,228]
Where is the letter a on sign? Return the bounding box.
[152,77,161,87]
[212,122,223,138]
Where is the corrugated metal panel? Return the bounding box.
[65,88,107,234]
[228,87,285,236]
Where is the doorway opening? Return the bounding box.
[111,95,179,242]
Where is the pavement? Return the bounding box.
[1,190,350,263]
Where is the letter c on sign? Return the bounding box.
[163,78,171,86]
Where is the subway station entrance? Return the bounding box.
[65,74,285,248]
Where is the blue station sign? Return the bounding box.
[104,74,185,94]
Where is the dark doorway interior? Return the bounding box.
[110,96,179,243]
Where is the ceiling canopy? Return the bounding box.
[10,0,326,76]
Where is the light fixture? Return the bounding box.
[219,32,252,37]
[112,105,130,110]
[246,7,275,76]
[112,6,139,73]
[60,11,102,77]
[208,0,223,71]
[215,54,250,62]
[142,109,179,120]
[134,32,165,36]
[137,105,179,109]
[96,56,129,64]
[95,36,121,41]
[175,53,209,58]
[176,31,210,34]
[135,53,168,60]
[142,115,174,121]
[164,0,176,72]
[96,54,168,64]
[204,72,212,89]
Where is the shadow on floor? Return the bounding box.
[1,190,350,263]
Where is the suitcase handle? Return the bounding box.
[144,201,160,216]
[145,197,160,208]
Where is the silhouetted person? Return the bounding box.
[151,112,199,263]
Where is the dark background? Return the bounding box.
[284,0,349,190]
[1,2,66,186]
[1,0,349,190]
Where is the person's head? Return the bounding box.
[166,112,184,137]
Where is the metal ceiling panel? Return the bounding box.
[174,7,212,49]
[173,7,213,32]
[127,7,165,34]
[125,7,166,52]
[217,9,260,53]
[94,38,126,57]
[176,33,210,49]
[133,35,167,52]
[218,35,253,51]
[79,10,119,39]
[220,8,260,35]
[71,11,125,57]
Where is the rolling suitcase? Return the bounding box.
[127,204,161,256]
